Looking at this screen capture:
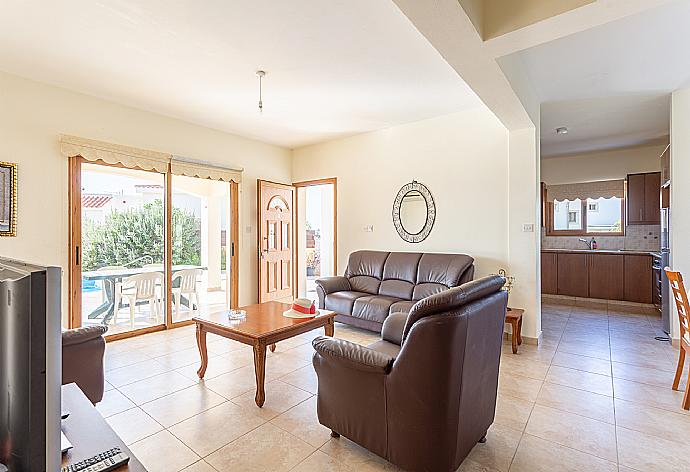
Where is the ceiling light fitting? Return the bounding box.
[256,70,266,113]
[556,126,568,135]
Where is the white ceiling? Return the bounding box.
[502,0,690,157]
[0,0,482,148]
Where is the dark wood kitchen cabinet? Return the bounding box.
[623,254,653,304]
[556,253,589,297]
[588,254,624,300]
[541,252,558,295]
[627,172,660,225]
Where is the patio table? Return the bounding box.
[82,265,206,324]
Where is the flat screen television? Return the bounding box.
[0,258,61,472]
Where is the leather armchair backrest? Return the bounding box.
[344,250,475,299]
[403,275,506,342]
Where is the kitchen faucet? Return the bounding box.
[579,237,596,250]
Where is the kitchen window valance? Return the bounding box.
[546,179,624,202]
[60,135,243,183]
[59,135,171,173]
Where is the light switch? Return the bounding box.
[363,225,374,233]
[522,224,535,233]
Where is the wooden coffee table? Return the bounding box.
[193,301,335,407]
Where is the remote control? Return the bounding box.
[61,447,130,472]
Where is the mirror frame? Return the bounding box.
[392,180,435,243]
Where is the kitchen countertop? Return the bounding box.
[542,248,661,257]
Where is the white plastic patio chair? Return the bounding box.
[121,272,164,327]
[97,265,127,325]
[172,269,203,318]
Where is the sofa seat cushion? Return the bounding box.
[389,300,415,315]
[367,339,401,359]
[325,291,370,315]
[353,295,402,324]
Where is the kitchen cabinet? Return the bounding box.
[557,253,589,297]
[623,255,653,304]
[627,172,660,225]
[588,254,624,300]
[542,251,655,304]
[541,252,558,295]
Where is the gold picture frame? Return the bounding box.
[0,161,17,237]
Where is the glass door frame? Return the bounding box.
[68,156,239,341]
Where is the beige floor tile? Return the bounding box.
[119,371,196,405]
[206,337,252,355]
[232,380,313,420]
[280,365,319,394]
[104,347,152,371]
[140,337,200,357]
[292,450,354,471]
[463,423,521,472]
[204,365,259,399]
[168,401,266,457]
[610,348,675,371]
[456,458,502,471]
[129,430,200,472]
[181,460,217,472]
[525,405,617,462]
[499,356,550,381]
[96,389,136,418]
[615,398,690,446]
[617,426,688,472]
[536,382,615,424]
[550,351,611,376]
[284,343,318,363]
[140,384,227,427]
[271,396,330,448]
[320,437,401,471]
[104,380,114,392]
[105,407,163,445]
[105,358,171,388]
[493,393,534,432]
[557,341,611,361]
[613,377,690,414]
[501,345,556,364]
[155,347,214,370]
[497,372,543,402]
[205,423,314,472]
[611,361,678,388]
[509,434,617,472]
[265,352,311,379]
[545,366,613,396]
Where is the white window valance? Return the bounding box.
[59,135,171,173]
[59,136,243,183]
[171,157,242,183]
[547,179,624,202]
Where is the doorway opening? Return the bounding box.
[294,179,337,304]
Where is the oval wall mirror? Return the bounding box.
[392,181,435,243]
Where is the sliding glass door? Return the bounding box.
[69,155,238,340]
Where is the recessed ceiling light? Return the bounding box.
[556,127,568,135]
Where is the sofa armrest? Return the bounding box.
[315,276,351,295]
[315,276,351,309]
[312,336,395,374]
[62,325,108,346]
[381,312,407,346]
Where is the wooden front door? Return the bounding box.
[258,180,295,303]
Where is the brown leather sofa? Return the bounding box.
[312,275,507,472]
[315,250,474,332]
[62,325,108,404]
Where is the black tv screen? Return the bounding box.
[0,258,61,472]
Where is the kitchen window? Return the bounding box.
[548,196,625,236]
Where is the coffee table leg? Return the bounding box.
[325,318,334,337]
[196,324,209,379]
[269,343,276,352]
[253,343,267,407]
[510,320,519,354]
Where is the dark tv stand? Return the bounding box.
[61,383,147,471]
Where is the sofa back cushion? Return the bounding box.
[344,251,474,300]
[345,250,389,294]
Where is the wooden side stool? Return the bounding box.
[505,308,523,354]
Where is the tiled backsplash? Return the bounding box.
[541,225,661,251]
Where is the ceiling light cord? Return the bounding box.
[256,70,266,113]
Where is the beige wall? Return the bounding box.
[0,72,292,318]
[541,144,664,185]
[292,108,510,286]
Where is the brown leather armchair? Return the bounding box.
[312,276,507,472]
[62,325,108,404]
